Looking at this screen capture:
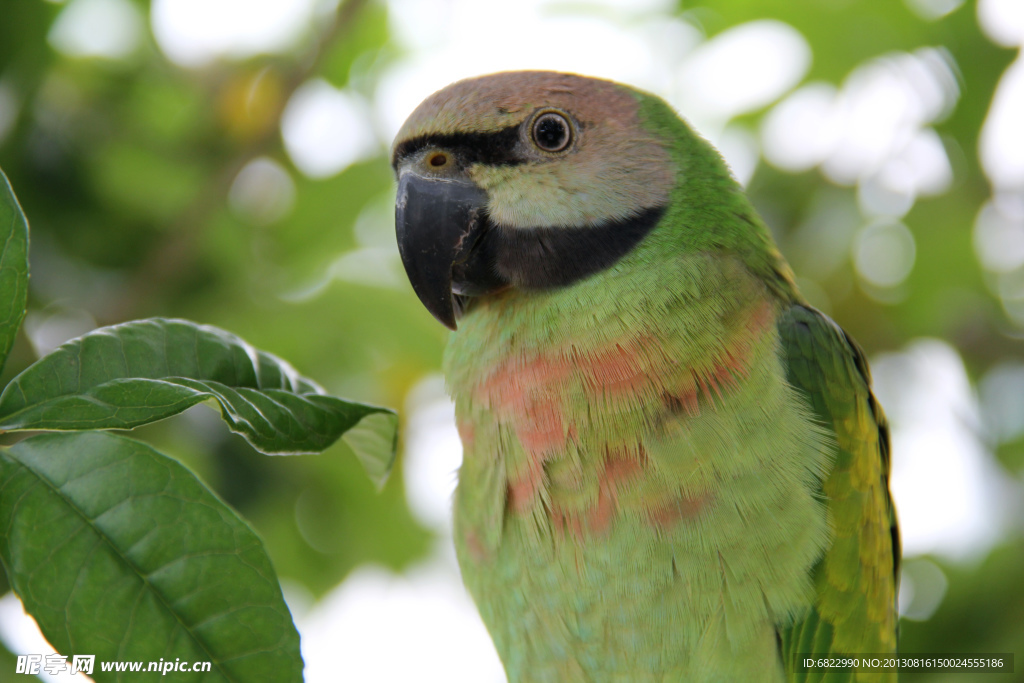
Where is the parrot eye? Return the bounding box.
[531,112,572,152]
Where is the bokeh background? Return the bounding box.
[0,0,1022,681]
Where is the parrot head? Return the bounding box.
[391,71,681,329]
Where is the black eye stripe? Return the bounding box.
[392,126,524,170]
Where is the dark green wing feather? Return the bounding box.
[777,304,899,683]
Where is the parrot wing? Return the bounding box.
[776,304,899,682]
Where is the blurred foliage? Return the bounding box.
[899,536,1024,682]
[0,0,436,603]
[0,0,1021,678]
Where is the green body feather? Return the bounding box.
[442,86,897,682]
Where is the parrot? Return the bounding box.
[391,71,899,683]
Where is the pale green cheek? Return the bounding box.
[471,163,649,229]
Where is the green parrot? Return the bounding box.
[391,71,899,682]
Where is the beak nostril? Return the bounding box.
[429,153,448,167]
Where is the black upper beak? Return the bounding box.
[395,172,500,330]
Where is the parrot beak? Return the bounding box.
[395,171,502,330]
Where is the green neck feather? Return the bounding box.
[631,89,800,303]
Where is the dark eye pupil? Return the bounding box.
[534,115,569,151]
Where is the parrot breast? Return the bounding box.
[444,247,834,682]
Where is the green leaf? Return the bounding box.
[0,167,30,375]
[342,410,399,491]
[0,318,397,483]
[0,431,302,682]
